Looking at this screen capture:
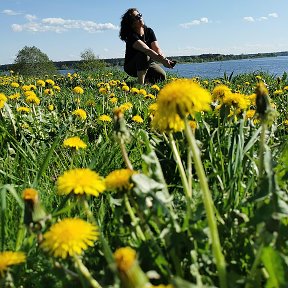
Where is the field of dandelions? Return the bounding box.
[0,67,287,288]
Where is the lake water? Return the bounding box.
[164,56,288,79]
[58,56,288,79]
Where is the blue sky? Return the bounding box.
[1,0,288,65]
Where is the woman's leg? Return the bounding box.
[124,52,150,83]
[145,62,166,83]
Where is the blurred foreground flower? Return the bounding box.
[63,136,87,150]
[41,218,98,259]
[152,79,211,132]
[57,168,106,197]
[114,247,149,288]
[105,169,136,191]
[0,251,26,277]
[23,188,48,229]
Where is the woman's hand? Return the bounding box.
[162,58,174,68]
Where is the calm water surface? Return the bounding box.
[58,56,288,79]
[164,56,288,79]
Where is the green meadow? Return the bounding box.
[0,68,287,288]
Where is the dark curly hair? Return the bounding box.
[119,8,143,42]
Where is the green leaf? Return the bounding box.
[261,246,288,288]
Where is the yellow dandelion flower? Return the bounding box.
[119,102,133,112]
[48,104,54,111]
[73,86,84,94]
[17,107,30,113]
[283,86,288,91]
[57,168,106,197]
[98,114,112,122]
[152,79,211,132]
[36,80,45,87]
[45,79,55,86]
[132,115,144,123]
[25,95,40,105]
[273,89,283,96]
[24,90,37,98]
[144,93,156,100]
[10,82,19,88]
[8,93,20,100]
[53,85,61,92]
[114,247,137,272]
[246,109,256,119]
[283,119,288,126]
[0,251,26,277]
[63,136,87,150]
[99,87,107,94]
[151,84,160,92]
[72,108,87,120]
[44,88,54,96]
[0,93,7,109]
[138,89,147,96]
[223,93,249,110]
[41,218,99,259]
[212,84,232,101]
[130,87,139,94]
[109,97,118,104]
[22,85,31,92]
[105,169,136,191]
[122,85,130,92]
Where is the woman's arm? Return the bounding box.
[151,41,164,57]
[132,40,173,68]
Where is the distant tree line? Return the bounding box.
[1,47,288,73]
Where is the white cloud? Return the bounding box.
[11,16,119,33]
[2,9,21,16]
[25,14,37,22]
[244,12,279,23]
[268,13,278,18]
[258,17,268,21]
[243,16,255,22]
[180,17,209,28]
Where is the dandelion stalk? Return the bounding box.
[258,122,267,179]
[119,139,133,170]
[168,132,192,200]
[124,193,146,241]
[74,255,102,288]
[184,117,227,288]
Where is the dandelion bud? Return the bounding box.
[114,247,150,288]
[255,81,270,118]
[113,108,131,143]
[22,188,47,230]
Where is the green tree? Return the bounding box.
[13,46,58,76]
[77,48,106,72]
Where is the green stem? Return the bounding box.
[74,256,102,288]
[258,122,267,179]
[184,118,227,288]
[119,139,133,170]
[168,132,192,200]
[124,194,146,241]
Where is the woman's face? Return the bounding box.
[131,10,144,28]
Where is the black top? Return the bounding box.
[124,27,157,64]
